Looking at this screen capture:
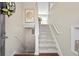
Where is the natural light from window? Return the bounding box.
[38,2,48,24]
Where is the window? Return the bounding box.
[39,15,48,24]
[38,2,49,24]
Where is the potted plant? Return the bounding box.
[0,2,16,17]
[38,17,42,24]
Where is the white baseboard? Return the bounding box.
[34,51,39,55]
[11,51,17,56]
[71,49,78,56]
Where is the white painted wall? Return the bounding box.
[24,28,35,51]
[5,2,37,56]
[5,2,24,56]
[48,2,79,56]
[22,2,37,52]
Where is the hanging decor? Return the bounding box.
[25,9,35,22]
[0,2,16,17]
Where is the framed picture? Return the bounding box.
[25,9,35,22]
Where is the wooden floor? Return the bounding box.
[14,53,59,56]
[14,50,34,56]
[14,53,34,56]
[39,53,59,56]
[14,50,59,56]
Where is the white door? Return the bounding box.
[0,14,5,56]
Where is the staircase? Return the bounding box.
[14,24,60,56]
[39,24,58,55]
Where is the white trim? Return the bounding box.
[39,51,58,53]
[71,25,79,56]
[53,24,60,34]
[49,25,63,56]
[35,18,39,55]
[34,52,39,56]
[11,51,17,56]
[71,49,78,56]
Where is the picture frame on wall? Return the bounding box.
[25,9,35,22]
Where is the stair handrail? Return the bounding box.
[52,24,60,34]
[49,25,63,56]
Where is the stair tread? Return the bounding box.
[40,26,49,28]
[39,34,52,37]
[39,50,58,53]
[39,47,58,53]
[39,28,50,32]
[40,33,52,35]
[39,42,56,46]
[39,44,56,47]
[40,27,50,28]
[39,40,55,42]
[39,36,52,39]
[39,40,55,43]
[40,48,57,50]
[39,46,57,49]
[39,36,52,38]
[40,31,51,33]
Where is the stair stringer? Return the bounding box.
[49,25,63,56]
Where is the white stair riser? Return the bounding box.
[40,29,50,32]
[40,32,51,35]
[39,25,58,52]
[39,51,58,53]
[39,47,57,51]
[39,44,56,47]
[39,34,52,37]
[39,36,52,39]
[39,40,55,43]
[39,39,55,41]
